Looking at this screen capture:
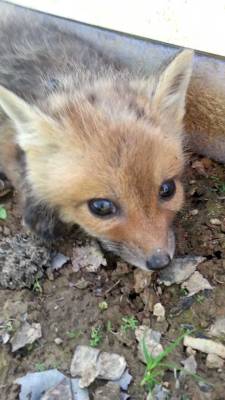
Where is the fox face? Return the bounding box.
[0,50,193,271]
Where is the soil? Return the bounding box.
[1,155,225,400]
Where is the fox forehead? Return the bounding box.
[33,105,184,208]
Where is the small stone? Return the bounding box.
[74,278,90,289]
[210,218,221,226]
[133,269,152,293]
[11,322,42,352]
[54,337,63,345]
[135,325,163,363]
[72,243,107,272]
[184,336,225,359]
[70,345,100,386]
[51,253,70,271]
[153,303,165,321]
[181,355,197,375]
[206,353,224,369]
[181,271,213,296]
[94,382,120,400]
[70,345,126,387]
[186,346,196,356]
[159,256,205,286]
[3,226,10,236]
[209,317,225,337]
[97,351,126,380]
[190,209,199,216]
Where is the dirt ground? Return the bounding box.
[1,155,225,400]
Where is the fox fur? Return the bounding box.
[0,3,224,271]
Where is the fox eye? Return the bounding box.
[88,199,118,217]
[159,179,176,200]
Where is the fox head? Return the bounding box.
[0,49,193,271]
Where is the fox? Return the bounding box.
[0,3,224,272]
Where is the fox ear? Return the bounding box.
[152,49,193,127]
[0,85,57,151]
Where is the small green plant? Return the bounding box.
[98,301,108,311]
[107,320,113,333]
[141,330,205,395]
[121,316,138,332]
[35,362,46,372]
[90,327,103,347]
[0,206,7,220]
[180,287,189,296]
[5,320,15,333]
[141,331,186,393]
[33,278,42,294]
[66,329,81,339]
[196,294,205,304]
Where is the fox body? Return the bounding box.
[0,3,224,271]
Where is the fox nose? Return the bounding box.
[146,251,171,271]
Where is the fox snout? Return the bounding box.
[100,228,176,272]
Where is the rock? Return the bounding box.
[16,370,89,400]
[206,353,224,369]
[135,326,163,363]
[70,345,126,387]
[186,346,196,356]
[94,382,120,400]
[147,384,170,400]
[181,355,197,374]
[11,322,42,352]
[184,336,225,359]
[113,369,132,391]
[74,278,90,289]
[210,218,221,226]
[51,253,69,271]
[41,378,90,400]
[97,352,126,380]
[189,209,199,216]
[0,234,51,289]
[70,346,100,387]
[209,317,225,337]
[72,243,107,272]
[133,269,152,293]
[181,271,213,296]
[54,338,63,345]
[158,256,205,286]
[41,378,73,400]
[140,288,157,312]
[153,303,165,321]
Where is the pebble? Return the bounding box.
[159,256,205,286]
[153,303,165,321]
[184,336,225,359]
[181,271,213,296]
[181,355,197,375]
[186,346,196,356]
[210,218,221,226]
[54,338,63,345]
[135,325,163,363]
[70,345,126,388]
[206,353,224,369]
[11,322,42,352]
[51,253,69,271]
[93,382,120,400]
[209,317,225,337]
[133,269,152,293]
[189,209,199,216]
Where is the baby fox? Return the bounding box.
[0,4,212,271]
